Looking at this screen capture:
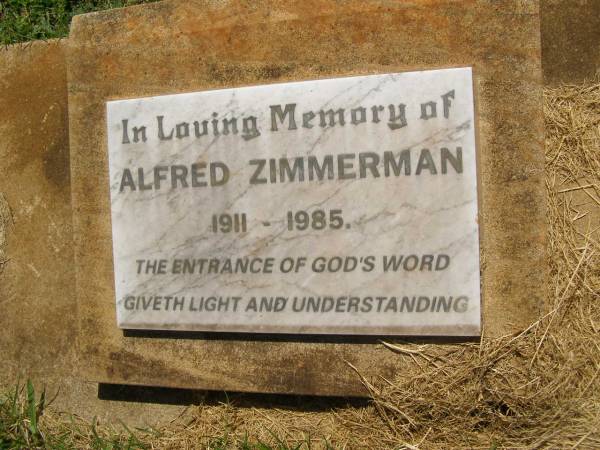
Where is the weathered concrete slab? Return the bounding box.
[0,40,191,425]
[67,0,546,395]
[541,0,600,85]
[0,40,74,383]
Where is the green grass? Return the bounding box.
[0,381,149,449]
[0,0,158,45]
[0,381,321,449]
[0,381,45,448]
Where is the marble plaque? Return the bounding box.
[107,67,481,336]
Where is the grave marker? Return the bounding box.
[68,0,545,395]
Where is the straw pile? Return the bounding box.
[43,82,600,449]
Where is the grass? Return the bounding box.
[0,380,322,449]
[0,381,45,448]
[0,0,158,45]
[0,380,152,449]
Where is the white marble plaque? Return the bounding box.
[106,67,481,335]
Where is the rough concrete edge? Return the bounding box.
[534,2,550,316]
[69,0,168,35]
[67,0,422,40]
[0,38,70,277]
[0,194,14,275]
[1,37,68,52]
[522,0,547,319]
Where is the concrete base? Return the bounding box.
[541,0,600,85]
[67,0,545,395]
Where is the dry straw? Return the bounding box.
[44,82,600,449]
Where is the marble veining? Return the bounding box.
[106,67,481,335]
